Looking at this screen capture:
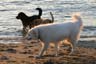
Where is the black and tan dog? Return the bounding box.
[16,7,42,29]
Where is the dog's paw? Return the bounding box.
[55,54,58,57]
[69,50,79,56]
[69,52,75,56]
[34,55,42,59]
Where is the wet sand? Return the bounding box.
[0,39,96,64]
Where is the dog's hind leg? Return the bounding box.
[69,40,77,55]
[54,42,59,56]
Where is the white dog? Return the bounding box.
[25,14,83,58]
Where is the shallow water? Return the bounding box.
[0,0,96,43]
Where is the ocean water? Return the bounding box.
[0,0,96,43]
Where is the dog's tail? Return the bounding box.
[72,13,83,30]
[36,8,42,18]
[72,13,81,22]
[50,12,54,23]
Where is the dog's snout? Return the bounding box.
[16,16,19,19]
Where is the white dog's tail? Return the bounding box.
[72,13,83,30]
[72,13,82,22]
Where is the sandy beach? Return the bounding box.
[0,0,96,64]
[0,39,96,64]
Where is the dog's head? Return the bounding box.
[16,12,26,19]
[25,28,39,41]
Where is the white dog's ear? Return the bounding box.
[32,30,38,38]
[33,30,36,35]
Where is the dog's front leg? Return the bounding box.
[36,42,49,58]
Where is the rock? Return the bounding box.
[44,60,54,64]
[0,56,9,60]
[20,50,32,54]
[6,48,17,53]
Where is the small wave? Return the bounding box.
[10,1,31,5]
[0,36,23,44]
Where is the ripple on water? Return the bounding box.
[0,36,23,44]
